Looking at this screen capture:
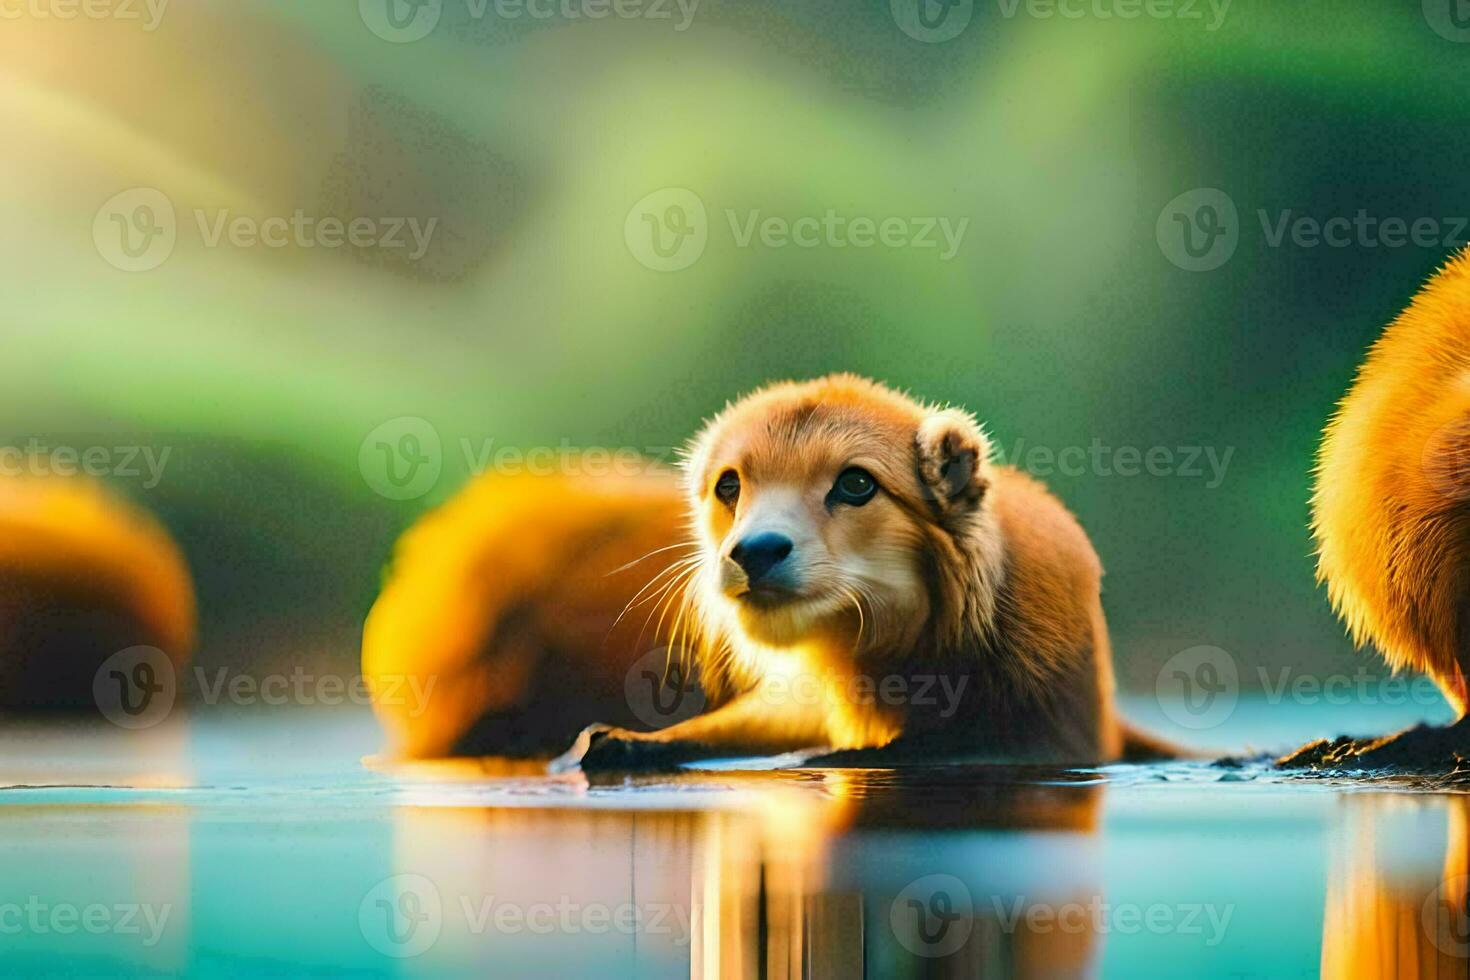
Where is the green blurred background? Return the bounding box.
[3,0,1466,695]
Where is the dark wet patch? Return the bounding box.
[1263,718,1470,790]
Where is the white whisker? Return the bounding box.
[605,541,700,577]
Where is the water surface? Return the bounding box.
[0,695,1463,978]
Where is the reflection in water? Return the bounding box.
[21,718,1459,977]
[384,766,1105,978]
[1322,793,1470,979]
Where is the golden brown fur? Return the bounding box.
[362,464,691,758]
[557,374,1136,769]
[1314,246,1470,716]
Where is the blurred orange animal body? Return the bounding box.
[362,466,690,758]
[0,473,194,708]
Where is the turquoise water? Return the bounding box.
[0,694,1462,978]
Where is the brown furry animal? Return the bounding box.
[1299,247,1470,765]
[555,374,1169,771]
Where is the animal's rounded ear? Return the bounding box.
[916,409,991,521]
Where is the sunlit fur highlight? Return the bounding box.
[1313,246,1470,716]
[659,374,1125,759]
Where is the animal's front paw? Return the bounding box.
[548,724,709,773]
[549,723,619,773]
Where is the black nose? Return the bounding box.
[729,532,794,585]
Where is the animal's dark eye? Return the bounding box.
[714,470,741,506]
[830,467,878,507]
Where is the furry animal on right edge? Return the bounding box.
[1298,246,1470,767]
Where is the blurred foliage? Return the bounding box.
[2,0,1466,689]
